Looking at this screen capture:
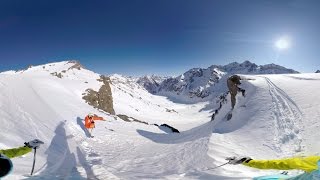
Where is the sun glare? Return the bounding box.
[275,37,290,50]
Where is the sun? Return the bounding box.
[275,37,290,50]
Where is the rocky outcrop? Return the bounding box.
[47,61,84,78]
[165,108,178,113]
[224,75,246,120]
[227,75,241,109]
[211,92,228,121]
[97,76,115,115]
[316,70,320,73]
[116,114,178,131]
[117,114,132,122]
[82,75,115,115]
[154,124,180,133]
[82,89,98,106]
[117,114,149,125]
[67,60,84,70]
[50,72,63,78]
[227,74,246,111]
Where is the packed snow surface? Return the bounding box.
[0,61,319,179]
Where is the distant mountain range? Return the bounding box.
[137,61,299,101]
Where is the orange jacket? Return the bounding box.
[84,115,104,129]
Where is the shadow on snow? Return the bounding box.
[77,117,91,138]
[29,121,98,179]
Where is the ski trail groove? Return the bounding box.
[265,77,303,154]
[67,122,119,179]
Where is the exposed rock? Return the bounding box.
[82,75,115,115]
[133,119,149,125]
[67,60,84,70]
[165,108,178,113]
[227,75,241,109]
[117,114,131,122]
[316,70,320,73]
[97,76,115,115]
[226,113,233,120]
[211,92,228,121]
[155,124,180,133]
[117,114,149,125]
[82,89,99,106]
[50,72,63,78]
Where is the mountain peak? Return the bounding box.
[21,60,86,74]
[0,60,101,81]
[20,60,85,72]
[240,60,257,66]
[66,60,85,70]
[136,75,165,94]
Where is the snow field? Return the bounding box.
[1,61,319,179]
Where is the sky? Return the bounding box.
[0,0,319,76]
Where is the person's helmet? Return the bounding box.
[88,113,94,118]
[0,154,13,178]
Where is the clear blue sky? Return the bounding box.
[0,0,319,76]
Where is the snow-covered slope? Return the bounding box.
[0,61,107,179]
[0,61,319,180]
[209,73,320,178]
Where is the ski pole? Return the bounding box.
[205,161,231,171]
[30,148,37,175]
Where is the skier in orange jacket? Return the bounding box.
[84,113,105,136]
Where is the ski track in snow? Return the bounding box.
[264,77,303,155]
[67,122,120,180]
[99,123,216,179]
